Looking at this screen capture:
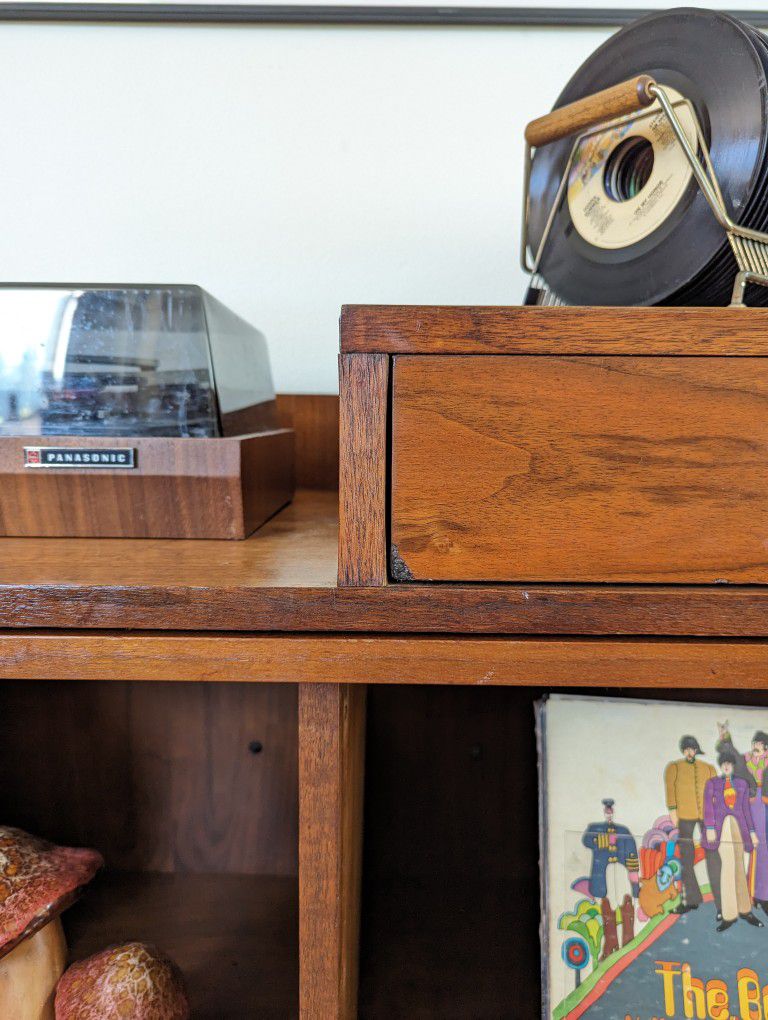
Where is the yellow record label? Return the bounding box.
[566,87,698,250]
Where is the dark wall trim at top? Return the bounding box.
[3,4,768,28]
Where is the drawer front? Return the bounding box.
[391,354,768,583]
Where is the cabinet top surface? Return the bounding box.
[340,304,768,354]
[0,488,338,590]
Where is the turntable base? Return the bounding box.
[0,429,294,540]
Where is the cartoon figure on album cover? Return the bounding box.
[538,696,768,1020]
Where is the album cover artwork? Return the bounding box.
[539,695,768,1020]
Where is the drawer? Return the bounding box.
[391,354,768,583]
[338,304,768,587]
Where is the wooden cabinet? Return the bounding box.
[341,304,768,586]
[7,318,768,1018]
[333,305,768,1017]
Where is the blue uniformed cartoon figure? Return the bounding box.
[572,799,640,960]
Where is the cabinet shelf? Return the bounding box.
[1,488,768,636]
[63,871,297,1019]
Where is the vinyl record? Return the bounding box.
[528,8,768,306]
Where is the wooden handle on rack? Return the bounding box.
[525,75,657,148]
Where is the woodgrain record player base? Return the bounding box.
[0,430,294,539]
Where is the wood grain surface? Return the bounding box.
[338,354,389,586]
[525,74,655,147]
[6,632,768,687]
[64,872,297,1019]
[393,354,768,583]
[0,430,294,539]
[0,680,297,876]
[277,394,339,491]
[299,685,366,1019]
[340,304,768,355]
[0,488,337,589]
[360,685,539,1017]
[6,489,768,633]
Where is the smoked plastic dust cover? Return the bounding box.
[0,284,275,438]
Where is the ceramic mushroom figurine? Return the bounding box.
[0,826,103,1020]
[55,942,190,1019]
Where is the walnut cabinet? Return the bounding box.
[4,308,768,1017]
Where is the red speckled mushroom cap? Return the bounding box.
[0,826,103,959]
[55,942,190,1020]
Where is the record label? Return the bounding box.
[566,87,698,250]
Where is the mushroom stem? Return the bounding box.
[0,918,67,1020]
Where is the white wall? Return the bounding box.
[0,22,613,392]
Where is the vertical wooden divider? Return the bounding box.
[299,684,367,1019]
[298,352,388,1016]
[338,352,389,587]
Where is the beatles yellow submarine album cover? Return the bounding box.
[538,695,768,1020]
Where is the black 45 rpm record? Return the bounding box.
[528,8,768,306]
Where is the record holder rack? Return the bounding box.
[521,74,768,306]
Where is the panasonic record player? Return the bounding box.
[0,284,294,539]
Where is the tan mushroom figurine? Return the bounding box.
[0,826,103,1020]
[55,942,190,1019]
